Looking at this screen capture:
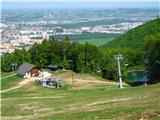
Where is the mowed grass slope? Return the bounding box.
[1,72,15,77]
[1,74,160,120]
[1,75,22,90]
[78,38,114,47]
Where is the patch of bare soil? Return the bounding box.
[51,71,123,88]
[18,102,41,110]
[140,111,160,120]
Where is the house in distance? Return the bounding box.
[17,63,42,78]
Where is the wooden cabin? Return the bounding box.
[17,63,42,78]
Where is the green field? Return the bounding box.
[78,38,114,47]
[1,75,22,90]
[1,72,160,120]
[1,72,15,77]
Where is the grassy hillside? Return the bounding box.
[78,37,114,47]
[2,82,160,120]
[101,18,160,50]
[54,33,119,41]
[1,75,22,90]
[1,71,160,120]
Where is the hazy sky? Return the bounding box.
[2,0,159,9]
[3,0,158,2]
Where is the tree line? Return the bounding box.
[1,38,101,75]
[1,36,160,83]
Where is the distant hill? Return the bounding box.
[101,18,160,51]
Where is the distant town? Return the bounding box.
[0,20,143,55]
[1,8,157,55]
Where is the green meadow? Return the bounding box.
[78,38,114,47]
[1,72,160,120]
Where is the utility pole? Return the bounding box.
[114,54,123,88]
[71,60,74,88]
[69,60,74,88]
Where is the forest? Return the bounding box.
[102,18,160,50]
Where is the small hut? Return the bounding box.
[17,63,42,78]
[47,65,62,71]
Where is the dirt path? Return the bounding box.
[75,79,118,84]
[0,78,33,93]
[1,96,66,101]
[87,97,134,106]
[1,73,17,79]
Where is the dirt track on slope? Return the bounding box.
[1,71,125,93]
[51,71,125,88]
[1,97,135,120]
[0,78,33,93]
